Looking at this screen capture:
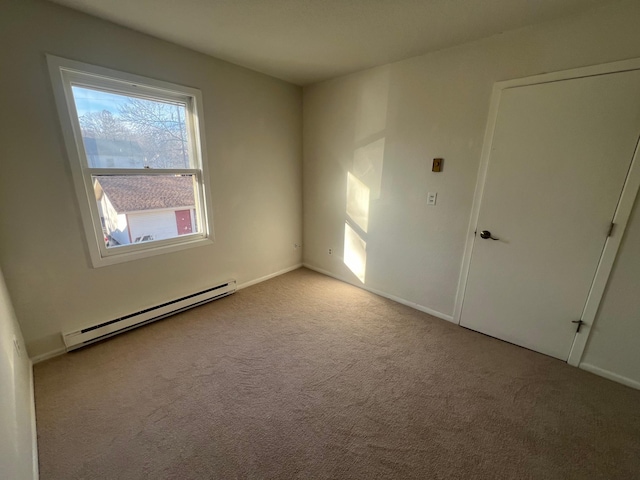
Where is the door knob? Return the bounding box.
[480,230,499,240]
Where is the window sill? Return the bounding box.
[89,236,214,268]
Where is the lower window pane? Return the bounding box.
[92,175,201,248]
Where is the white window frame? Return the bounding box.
[47,55,214,267]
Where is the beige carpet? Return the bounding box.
[34,268,640,479]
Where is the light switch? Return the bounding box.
[427,192,437,205]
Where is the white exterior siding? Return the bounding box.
[100,194,130,245]
[128,210,178,242]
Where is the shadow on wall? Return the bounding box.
[343,69,389,283]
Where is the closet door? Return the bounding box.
[460,70,640,360]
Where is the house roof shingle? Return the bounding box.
[96,175,195,213]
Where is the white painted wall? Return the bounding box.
[303,0,640,385]
[0,266,37,479]
[0,0,302,358]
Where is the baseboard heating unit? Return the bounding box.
[62,280,236,351]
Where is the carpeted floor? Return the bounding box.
[34,268,640,479]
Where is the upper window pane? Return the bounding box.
[71,86,191,169]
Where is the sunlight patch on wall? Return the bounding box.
[353,137,384,201]
[342,67,390,286]
[344,131,386,285]
[346,172,370,233]
[344,223,367,283]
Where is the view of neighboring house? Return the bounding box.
[94,176,197,246]
[83,137,146,168]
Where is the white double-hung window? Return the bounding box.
[48,55,213,267]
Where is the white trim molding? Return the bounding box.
[580,363,640,391]
[29,361,40,479]
[303,263,454,323]
[237,264,303,290]
[454,57,640,368]
[30,347,67,365]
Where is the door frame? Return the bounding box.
[453,58,640,366]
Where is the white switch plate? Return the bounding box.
[427,192,437,205]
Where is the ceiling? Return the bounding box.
[49,0,613,85]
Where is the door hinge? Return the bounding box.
[607,222,616,237]
[571,319,585,333]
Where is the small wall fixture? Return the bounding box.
[432,158,443,172]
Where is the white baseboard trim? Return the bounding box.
[237,263,303,290]
[579,363,640,390]
[29,361,40,479]
[303,263,454,323]
[30,347,66,365]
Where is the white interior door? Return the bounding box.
[460,70,640,360]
